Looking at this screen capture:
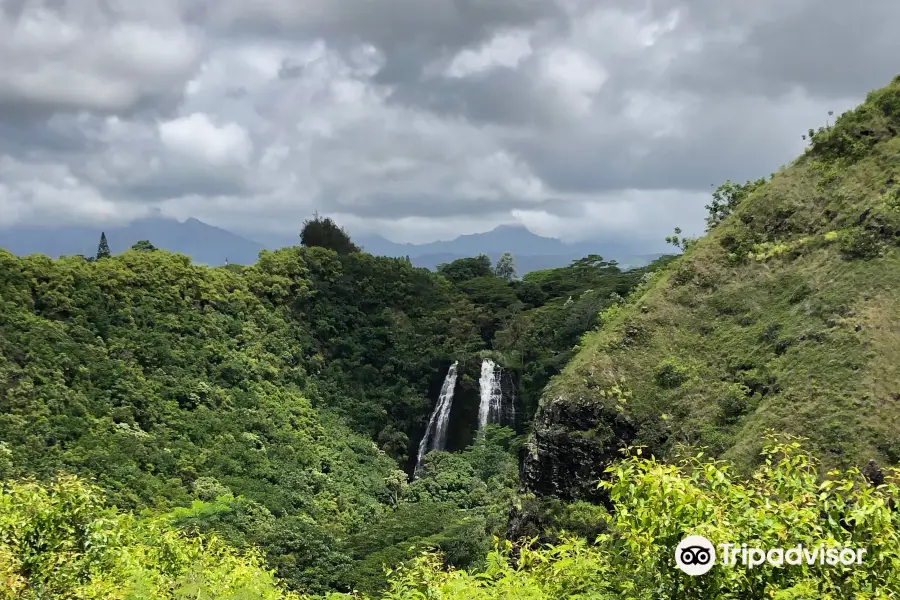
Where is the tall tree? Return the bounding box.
[300,212,360,254]
[493,252,517,282]
[96,232,111,260]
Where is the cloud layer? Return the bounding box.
[2,0,899,246]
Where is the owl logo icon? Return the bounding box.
[675,535,716,576]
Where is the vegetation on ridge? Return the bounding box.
[527,75,900,496]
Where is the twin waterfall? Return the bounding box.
[413,358,514,478]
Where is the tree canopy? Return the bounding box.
[300,214,360,254]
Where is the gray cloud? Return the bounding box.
[1,0,899,245]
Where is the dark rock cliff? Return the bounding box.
[521,391,637,503]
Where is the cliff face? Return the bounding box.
[523,396,635,503]
[524,75,900,500]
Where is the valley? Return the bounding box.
[2,75,900,599]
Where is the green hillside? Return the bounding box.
[525,75,900,500]
[5,73,900,600]
[0,231,658,595]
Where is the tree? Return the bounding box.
[664,227,697,252]
[494,252,517,281]
[300,213,360,254]
[130,240,156,252]
[704,178,766,231]
[95,232,111,260]
[378,438,900,599]
[437,254,494,284]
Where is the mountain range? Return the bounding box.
[0,218,665,273]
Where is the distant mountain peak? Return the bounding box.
[1,215,264,266]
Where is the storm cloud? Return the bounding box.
[1,0,898,245]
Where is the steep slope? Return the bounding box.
[524,75,900,500]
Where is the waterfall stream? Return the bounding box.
[413,361,459,477]
[477,358,504,436]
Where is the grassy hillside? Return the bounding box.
[525,75,900,500]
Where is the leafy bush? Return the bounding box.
[705,178,767,231]
[716,383,751,423]
[654,359,691,389]
[361,438,900,599]
[839,228,884,260]
[0,477,299,600]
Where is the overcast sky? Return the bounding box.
[1,0,898,245]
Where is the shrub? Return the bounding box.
[717,383,751,423]
[654,359,691,389]
[0,476,299,600]
[670,263,696,286]
[839,228,883,260]
[375,438,900,600]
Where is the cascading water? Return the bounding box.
[477,358,504,436]
[413,361,459,478]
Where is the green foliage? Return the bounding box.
[653,358,691,389]
[343,426,519,595]
[705,178,767,231]
[510,279,547,308]
[665,227,698,252]
[805,80,900,165]
[839,228,884,260]
[524,255,623,298]
[0,247,422,594]
[294,249,484,438]
[493,252,517,282]
[535,75,900,487]
[716,382,752,424]
[361,440,900,599]
[494,256,663,419]
[95,232,111,260]
[130,240,157,252]
[0,476,300,599]
[436,254,494,284]
[300,214,360,255]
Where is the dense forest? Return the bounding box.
[3,77,900,599]
[0,214,664,596]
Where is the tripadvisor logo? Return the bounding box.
[675,535,716,576]
[675,535,867,576]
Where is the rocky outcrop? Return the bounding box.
[522,393,636,503]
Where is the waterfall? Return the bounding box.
[477,358,504,436]
[413,361,459,477]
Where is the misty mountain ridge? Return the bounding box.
[0,217,663,273]
[355,224,664,270]
[0,216,267,267]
